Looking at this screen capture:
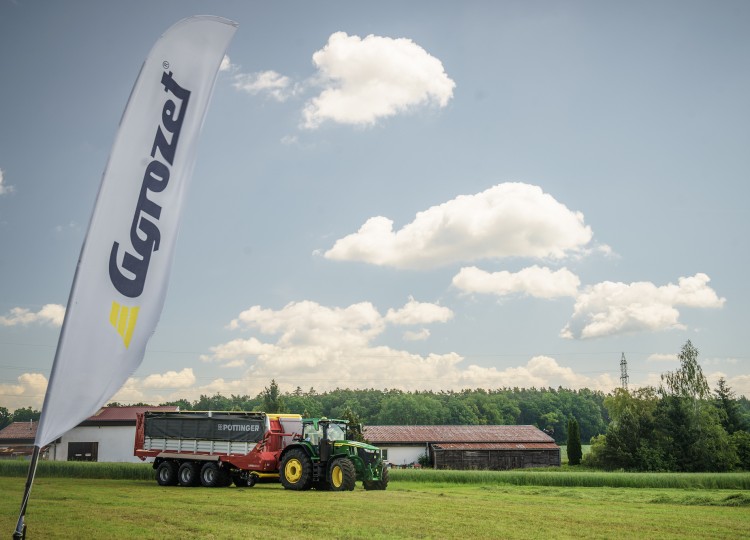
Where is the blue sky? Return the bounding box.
[1,0,748,410]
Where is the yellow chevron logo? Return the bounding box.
[109,301,140,348]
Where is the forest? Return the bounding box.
[3,341,749,471]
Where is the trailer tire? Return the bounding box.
[363,466,389,490]
[200,462,226,487]
[328,458,356,491]
[280,448,313,491]
[178,462,200,487]
[155,461,178,486]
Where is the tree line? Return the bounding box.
[1,386,609,445]
[2,340,749,472]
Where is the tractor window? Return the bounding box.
[303,424,323,445]
[327,423,346,441]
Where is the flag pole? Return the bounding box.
[13,445,41,540]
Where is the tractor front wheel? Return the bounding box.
[280,449,313,491]
[328,458,356,491]
[363,466,389,490]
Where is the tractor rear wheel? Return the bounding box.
[178,462,200,487]
[328,458,356,491]
[363,466,389,490]
[155,461,178,486]
[280,449,313,491]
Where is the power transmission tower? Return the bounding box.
[620,352,629,390]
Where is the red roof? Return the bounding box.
[83,405,178,423]
[0,421,38,441]
[433,442,558,451]
[363,425,555,444]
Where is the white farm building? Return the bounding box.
[48,405,177,463]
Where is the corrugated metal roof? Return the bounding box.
[363,425,555,444]
[433,442,558,451]
[84,405,178,423]
[0,421,38,441]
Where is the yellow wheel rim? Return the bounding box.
[285,458,303,483]
[331,464,343,488]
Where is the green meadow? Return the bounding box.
[1,463,748,539]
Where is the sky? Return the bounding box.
[1,0,749,411]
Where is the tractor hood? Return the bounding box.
[334,440,381,452]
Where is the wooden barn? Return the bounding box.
[0,421,38,459]
[364,425,560,470]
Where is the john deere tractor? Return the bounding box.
[279,418,389,491]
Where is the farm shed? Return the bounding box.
[364,425,560,470]
[49,405,177,463]
[0,421,38,459]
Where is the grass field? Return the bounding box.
[1,463,749,539]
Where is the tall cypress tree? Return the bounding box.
[567,417,583,465]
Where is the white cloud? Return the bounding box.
[0,373,48,410]
[403,328,430,341]
[110,369,197,404]
[385,296,453,325]
[647,353,678,362]
[0,168,14,195]
[228,300,385,347]
[198,300,617,395]
[0,304,65,327]
[453,265,580,299]
[561,273,725,339]
[233,70,294,101]
[219,55,232,72]
[302,32,455,128]
[325,183,595,269]
[142,368,196,389]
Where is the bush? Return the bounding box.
[731,431,750,470]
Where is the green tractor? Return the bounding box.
[279,418,389,491]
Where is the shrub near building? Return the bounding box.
[585,341,742,472]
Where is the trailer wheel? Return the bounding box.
[178,462,200,487]
[280,449,313,491]
[363,466,389,490]
[328,458,356,491]
[200,462,226,487]
[155,461,178,486]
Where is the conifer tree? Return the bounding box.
[567,417,582,465]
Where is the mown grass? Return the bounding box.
[392,468,750,489]
[2,459,749,490]
[1,477,748,539]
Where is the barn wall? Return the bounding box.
[52,425,140,462]
[433,448,560,470]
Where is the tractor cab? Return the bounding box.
[302,417,347,445]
